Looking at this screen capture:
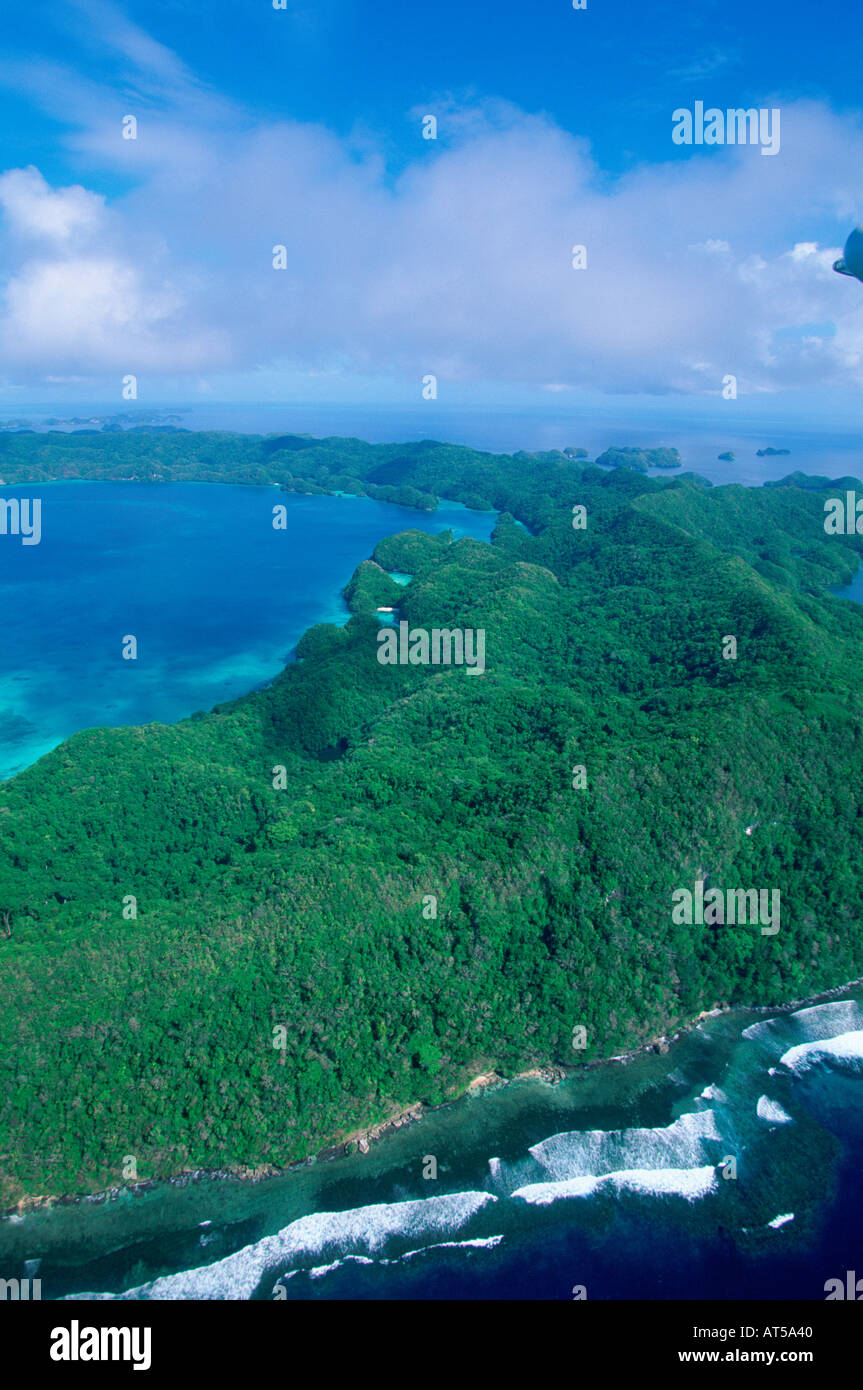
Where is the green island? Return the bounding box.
[1,427,863,1207]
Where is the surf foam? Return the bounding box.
[527,1109,725,1181]
[756,1096,793,1124]
[767,1213,794,1229]
[512,1165,718,1206]
[779,1031,863,1074]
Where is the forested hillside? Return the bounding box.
[1,430,862,1205]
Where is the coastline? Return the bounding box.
[5,973,861,1222]
[0,482,496,784]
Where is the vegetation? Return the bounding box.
[594,446,681,471]
[1,427,862,1205]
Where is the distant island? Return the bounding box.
[756,447,791,457]
[718,451,735,462]
[595,445,681,471]
[0,411,184,433]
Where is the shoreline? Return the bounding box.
[5,974,861,1222]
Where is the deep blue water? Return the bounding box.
[0,483,494,782]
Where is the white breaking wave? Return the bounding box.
[308,1255,374,1279]
[394,1235,504,1262]
[512,1165,718,1206]
[698,1084,728,1104]
[787,1000,863,1034]
[779,1031,863,1074]
[66,1191,498,1301]
[527,1109,724,1182]
[743,999,863,1043]
[305,1235,505,1278]
[756,1096,793,1125]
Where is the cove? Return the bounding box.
[0,482,495,783]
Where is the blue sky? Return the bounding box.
[0,0,862,420]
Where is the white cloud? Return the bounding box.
[0,167,105,243]
[0,255,230,372]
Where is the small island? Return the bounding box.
[756,447,791,457]
[718,451,735,462]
